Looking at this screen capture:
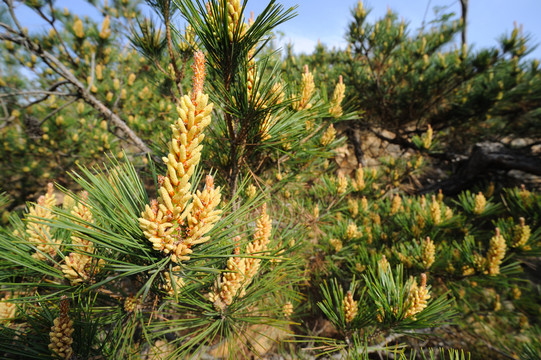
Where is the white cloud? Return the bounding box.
[276,33,348,55]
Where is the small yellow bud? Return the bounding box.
[423,125,433,149]
[421,237,435,269]
[346,223,361,239]
[99,16,111,39]
[246,184,257,199]
[360,196,368,211]
[337,174,348,194]
[283,301,293,318]
[128,73,136,86]
[348,199,358,217]
[73,18,84,38]
[76,102,85,114]
[11,109,21,118]
[320,124,336,146]
[390,194,401,215]
[487,228,506,276]
[511,217,531,248]
[330,238,343,252]
[512,286,522,299]
[343,290,358,323]
[429,195,441,224]
[313,204,319,219]
[473,192,486,215]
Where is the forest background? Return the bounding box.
[0,0,540,359]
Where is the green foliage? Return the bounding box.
[1,0,540,359]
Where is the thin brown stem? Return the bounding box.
[164,0,183,97]
[38,97,79,126]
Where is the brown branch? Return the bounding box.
[163,0,183,97]
[22,81,71,108]
[153,59,179,103]
[0,90,72,98]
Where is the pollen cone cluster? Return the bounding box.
[49,297,74,359]
[226,0,247,41]
[73,18,84,38]
[422,125,433,149]
[329,75,346,117]
[293,65,315,110]
[429,195,441,224]
[352,165,365,191]
[283,301,294,318]
[0,294,17,324]
[23,183,60,261]
[246,16,257,100]
[421,236,436,269]
[179,24,197,52]
[162,266,185,296]
[343,290,358,323]
[487,228,506,276]
[390,194,402,215]
[209,205,272,309]
[259,81,284,141]
[473,192,487,214]
[139,51,222,263]
[209,238,245,309]
[404,273,430,319]
[99,15,111,39]
[511,217,531,248]
[61,191,105,285]
[320,124,336,146]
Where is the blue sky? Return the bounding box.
[246,0,541,58]
[14,0,541,59]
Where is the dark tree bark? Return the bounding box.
[343,122,365,166]
[421,142,541,195]
[459,0,469,46]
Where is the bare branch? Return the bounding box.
[0,90,72,98]
[3,0,24,34]
[22,80,71,108]
[163,0,183,97]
